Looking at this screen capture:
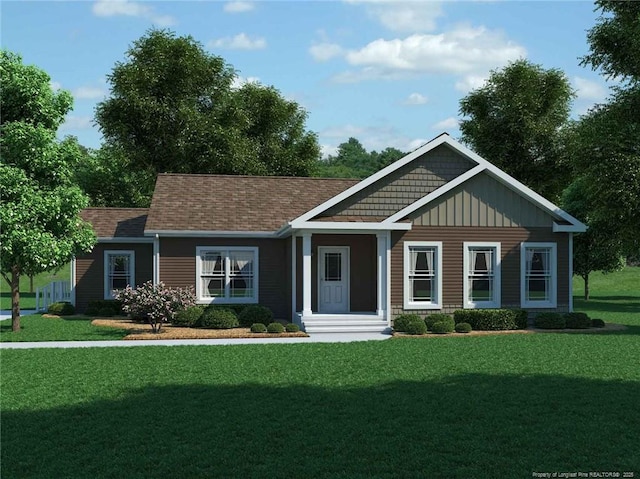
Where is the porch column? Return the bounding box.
[302,232,312,317]
[376,232,387,317]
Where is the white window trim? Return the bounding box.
[520,242,557,308]
[403,241,443,310]
[195,246,259,304]
[463,242,501,309]
[104,250,135,300]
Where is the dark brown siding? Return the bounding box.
[75,242,153,313]
[159,237,291,320]
[390,227,570,315]
[294,234,377,313]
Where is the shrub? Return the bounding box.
[425,313,454,331]
[267,322,284,333]
[98,307,116,317]
[47,301,75,316]
[564,312,591,329]
[404,316,427,335]
[87,300,122,315]
[453,309,527,331]
[172,306,203,327]
[115,281,196,333]
[431,320,454,334]
[198,308,239,329]
[455,322,472,333]
[251,323,267,333]
[534,312,566,329]
[591,318,606,328]
[394,314,422,332]
[285,323,300,332]
[238,305,274,327]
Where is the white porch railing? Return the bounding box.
[35,281,71,311]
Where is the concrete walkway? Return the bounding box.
[0,332,392,349]
[0,310,36,321]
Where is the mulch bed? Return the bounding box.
[91,318,308,340]
[392,322,627,338]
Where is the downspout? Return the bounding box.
[568,232,573,312]
[153,234,160,285]
[70,258,77,307]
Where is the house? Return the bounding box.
[72,133,586,332]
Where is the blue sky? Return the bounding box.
[3,0,613,157]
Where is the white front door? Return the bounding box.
[318,247,349,313]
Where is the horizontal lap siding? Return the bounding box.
[159,237,291,320]
[75,243,153,313]
[391,227,569,314]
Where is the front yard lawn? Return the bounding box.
[1,335,639,478]
[0,314,128,342]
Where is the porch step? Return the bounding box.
[302,318,390,334]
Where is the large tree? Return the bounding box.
[561,178,625,300]
[571,0,640,254]
[0,51,96,330]
[95,28,319,196]
[315,137,405,178]
[459,59,575,201]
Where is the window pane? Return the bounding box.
[324,253,341,281]
[110,255,129,274]
[204,278,224,297]
[527,278,549,301]
[202,252,224,275]
[525,246,551,302]
[471,249,492,274]
[412,279,432,301]
[411,249,433,274]
[470,278,492,301]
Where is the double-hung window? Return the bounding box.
[404,241,442,309]
[521,242,557,308]
[196,247,258,303]
[104,250,135,299]
[464,243,501,308]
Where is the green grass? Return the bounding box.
[0,315,128,342]
[1,337,639,478]
[573,266,640,329]
[0,264,70,310]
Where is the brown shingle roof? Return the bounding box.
[145,174,358,232]
[81,208,148,237]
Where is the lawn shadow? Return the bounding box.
[2,374,638,479]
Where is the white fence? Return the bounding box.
[35,281,71,311]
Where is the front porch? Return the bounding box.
[291,231,391,333]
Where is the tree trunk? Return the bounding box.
[30,275,34,294]
[583,274,590,301]
[11,267,21,332]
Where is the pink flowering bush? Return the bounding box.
[115,281,196,333]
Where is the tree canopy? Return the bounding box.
[459,59,575,201]
[0,50,95,329]
[315,137,405,179]
[95,28,320,200]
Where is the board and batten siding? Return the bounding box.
[75,242,153,313]
[317,144,474,219]
[408,172,554,227]
[390,227,570,316]
[159,237,291,320]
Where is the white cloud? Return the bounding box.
[60,116,93,131]
[344,26,526,79]
[320,144,339,158]
[50,80,62,91]
[454,74,488,93]
[223,1,255,13]
[209,33,266,50]
[92,0,175,26]
[403,92,428,105]
[573,76,608,102]
[231,75,261,89]
[432,117,459,131]
[73,86,107,100]
[347,0,444,33]
[309,42,344,62]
